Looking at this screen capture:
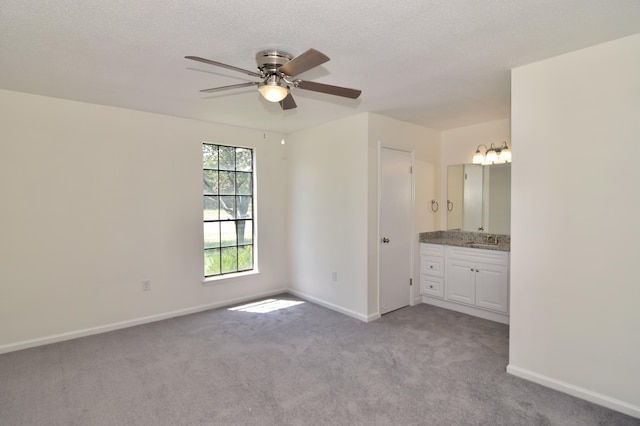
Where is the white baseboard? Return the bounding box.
[366,312,381,322]
[0,288,288,355]
[507,364,640,419]
[286,289,375,322]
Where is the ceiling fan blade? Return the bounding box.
[185,56,262,78]
[278,48,329,77]
[200,82,259,93]
[296,80,362,99]
[279,93,297,110]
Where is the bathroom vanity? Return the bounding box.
[419,231,510,324]
[425,160,511,324]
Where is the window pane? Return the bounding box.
[238,245,253,270]
[204,222,220,249]
[219,196,236,219]
[204,249,220,276]
[237,220,252,244]
[202,143,254,277]
[203,170,218,195]
[219,146,236,170]
[203,144,219,169]
[203,196,219,220]
[219,171,235,195]
[221,247,238,273]
[220,221,237,247]
[236,148,252,172]
[236,196,252,219]
[236,172,252,195]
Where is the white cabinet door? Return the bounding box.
[475,263,509,313]
[446,260,476,305]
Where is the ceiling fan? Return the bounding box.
[185,48,361,110]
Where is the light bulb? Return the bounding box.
[258,76,289,102]
[485,149,498,163]
[500,147,511,162]
[472,149,484,164]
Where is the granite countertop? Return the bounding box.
[419,230,510,252]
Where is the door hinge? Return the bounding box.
[409,165,413,174]
[409,278,413,286]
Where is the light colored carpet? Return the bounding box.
[1,295,637,425]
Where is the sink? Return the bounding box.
[463,242,499,248]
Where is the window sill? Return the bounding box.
[202,269,260,286]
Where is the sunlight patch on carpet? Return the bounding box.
[228,299,305,313]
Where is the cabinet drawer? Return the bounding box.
[420,274,444,298]
[420,256,444,277]
[445,245,509,266]
[420,243,444,257]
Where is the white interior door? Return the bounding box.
[379,147,413,314]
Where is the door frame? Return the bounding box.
[377,143,416,315]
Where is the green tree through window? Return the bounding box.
[203,143,254,276]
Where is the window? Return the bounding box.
[202,143,254,277]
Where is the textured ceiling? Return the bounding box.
[1,1,639,133]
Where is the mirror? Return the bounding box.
[447,163,511,234]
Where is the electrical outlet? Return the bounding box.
[142,280,151,292]
[332,272,338,282]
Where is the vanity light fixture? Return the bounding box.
[472,141,511,165]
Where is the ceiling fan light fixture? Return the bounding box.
[259,75,289,102]
[186,48,361,110]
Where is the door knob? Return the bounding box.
[382,237,390,243]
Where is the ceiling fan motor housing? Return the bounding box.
[255,50,293,75]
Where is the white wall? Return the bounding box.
[0,89,289,351]
[367,114,441,311]
[286,113,440,319]
[286,114,370,319]
[0,92,439,349]
[440,119,511,228]
[509,34,640,417]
